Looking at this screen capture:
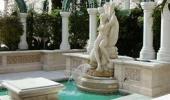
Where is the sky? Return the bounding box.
[0,0,4,12]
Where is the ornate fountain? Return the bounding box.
[75,2,119,93]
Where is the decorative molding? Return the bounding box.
[70,57,82,68]
[7,55,41,64]
[124,67,141,81]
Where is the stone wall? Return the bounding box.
[113,58,170,97]
[64,53,89,76]
[0,49,84,74]
[64,52,170,97]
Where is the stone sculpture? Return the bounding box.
[88,2,119,77]
[75,2,119,93]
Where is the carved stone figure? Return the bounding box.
[88,2,119,77]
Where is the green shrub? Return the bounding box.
[0,15,23,50]
[116,8,143,57]
[115,7,161,58]
[69,2,89,49]
[153,7,161,52]
[27,9,61,50]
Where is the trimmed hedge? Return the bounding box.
[116,8,143,57]
[153,7,161,52]
[69,4,89,49]
[27,10,61,50]
[0,15,23,50]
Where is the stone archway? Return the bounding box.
[15,0,27,13]
[4,0,27,13]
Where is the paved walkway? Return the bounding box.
[152,94,170,100]
[0,70,68,86]
[114,94,152,100]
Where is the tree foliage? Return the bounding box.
[0,15,23,50]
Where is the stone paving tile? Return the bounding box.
[152,94,170,100]
[0,95,10,100]
[114,94,152,100]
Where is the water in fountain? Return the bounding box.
[71,64,90,81]
[58,81,123,100]
[57,64,125,100]
[62,63,91,94]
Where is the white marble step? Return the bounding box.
[0,70,68,87]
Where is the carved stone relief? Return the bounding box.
[7,54,41,64]
[124,67,141,81]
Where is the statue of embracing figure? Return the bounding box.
[88,2,119,77]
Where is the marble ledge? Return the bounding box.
[0,49,85,55]
[112,59,170,69]
[63,52,90,59]
[63,52,170,69]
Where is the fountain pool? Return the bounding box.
[0,81,127,100]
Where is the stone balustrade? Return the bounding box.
[0,49,84,74]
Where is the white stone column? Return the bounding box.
[139,2,156,60]
[18,13,28,50]
[60,12,71,50]
[3,0,8,15]
[157,1,170,62]
[48,0,52,14]
[87,8,98,53]
[124,0,130,9]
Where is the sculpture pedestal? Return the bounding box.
[76,75,118,93]
[2,78,64,100]
[87,68,114,77]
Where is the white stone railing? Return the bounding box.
[0,49,85,74]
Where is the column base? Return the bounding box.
[140,49,155,60]
[86,43,94,54]
[60,42,70,50]
[157,50,170,63]
[18,41,28,50]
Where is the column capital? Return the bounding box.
[87,8,98,15]
[60,12,71,17]
[141,2,156,10]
